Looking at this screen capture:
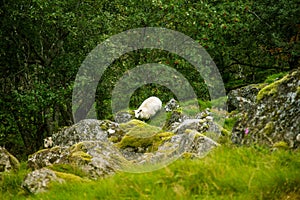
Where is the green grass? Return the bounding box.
[2,146,299,200]
[264,72,289,84]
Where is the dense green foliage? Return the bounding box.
[1,0,299,157]
[1,146,299,199]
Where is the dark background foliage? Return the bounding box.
[0,0,299,159]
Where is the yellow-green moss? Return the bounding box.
[263,122,275,135]
[54,171,89,183]
[116,130,174,152]
[185,129,205,137]
[69,142,92,162]
[108,136,119,143]
[47,163,88,178]
[181,152,194,159]
[119,119,150,131]
[256,74,290,102]
[71,151,92,162]
[296,86,300,98]
[221,128,231,136]
[272,141,289,149]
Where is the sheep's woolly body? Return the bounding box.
[135,96,162,120]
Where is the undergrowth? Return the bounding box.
[1,146,299,200]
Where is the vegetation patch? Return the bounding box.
[264,72,289,84]
[54,171,89,183]
[19,146,300,200]
[47,164,88,178]
[256,73,290,102]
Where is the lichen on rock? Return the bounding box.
[232,69,300,148]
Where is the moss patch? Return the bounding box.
[47,164,88,178]
[119,119,151,132]
[68,143,93,164]
[117,131,174,152]
[256,73,290,102]
[262,122,275,135]
[272,141,289,149]
[54,171,89,183]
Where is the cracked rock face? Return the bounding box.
[232,69,300,148]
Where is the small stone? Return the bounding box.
[296,134,300,142]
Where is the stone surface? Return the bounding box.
[164,98,180,112]
[114,111,134,123]
[22,168,64,194]
[232,69,300,148]
[25,115,222,192]
[227,84,266,112]
[0,146,20,172]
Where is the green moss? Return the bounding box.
[119,119,150,131]
[257,74,290,102]
[54,171,89,183]
[68,143,93,163]
[108,136,119,143]
[223,116,239,131]
[263,122,275,135]
[264,72,288,84]
[296,86,300,98]
[272,141,289,149]
[117,130,174,152]
[221,128,231,136]
[8,153,20,171]
[47,164,88,178]
[71,151,92,162]
[181,152,194,159]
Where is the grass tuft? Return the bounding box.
[1,146,298,200]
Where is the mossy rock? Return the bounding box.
[262,122,275,135]
[119,119,151,132]
[54,171,89,183]
[272,141,289,149]
[47,163,88,178]
[68,142,93,164]
[296,86,300,98]
[0,147,20,172]
[256,73,290,102]
[116,130,174,152]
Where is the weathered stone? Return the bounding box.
[24,116,222,190]
[0,147,20,172]
[114,111,134,123]
[22,168,64,194]
[164,98,180,112]
[51,119,110,147]
[232,69,300,148]
[227,84,266,112]
[28,146,69,170]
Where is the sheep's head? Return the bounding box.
[134,109,142,119]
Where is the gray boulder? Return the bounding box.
[227,84,266,112]
[232,69,300,148]
[0,147,20,172]
[22,168,64,194]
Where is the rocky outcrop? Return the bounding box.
[232,69,300,148]
[24,105,222,193]
[0,147,20,172]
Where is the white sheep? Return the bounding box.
[44,137,53,148]
[134,96,162,120]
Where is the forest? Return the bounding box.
[1,0,299,160]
